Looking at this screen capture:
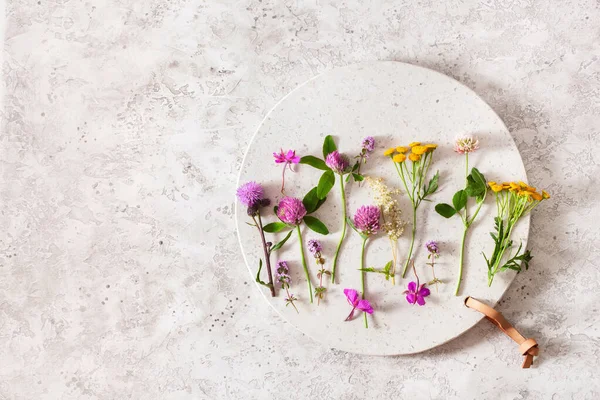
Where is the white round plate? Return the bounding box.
[235,61,529,355]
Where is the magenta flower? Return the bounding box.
[307,239,323,256]
[236,181,264,207]
[404,281,431,306]
[361,136,375,154]
[353,205,381,236]
[325,150,350,174]
[454,135,480,154]
[274,149,300,193]
[274,149,300,164]
[277,196,307,226]
[343,288,373,321]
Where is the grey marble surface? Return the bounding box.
[2,0,598,399]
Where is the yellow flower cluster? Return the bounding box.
[487,180,550,202]
[384,142,438,163]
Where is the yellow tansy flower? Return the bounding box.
[509,182,520,191]
[408,142,421,147]
[491,184,504,192]
[395,146,409,153]
[519,190,533,198]
[531,192,543,201]
[424,144,438,152]
[542,190,550,199]
[393,153,407,163]
[408,153,421,162]
[519,181,529,188]
[488,181,497,187]
[411,145,428,155]
[383,147,395,156]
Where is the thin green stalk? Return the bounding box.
[296,225,313,303]
[465,153,469,186]
[360,237,368,329]
[402,205,417,278]
[331,174,347,283]
[455,226,468,295]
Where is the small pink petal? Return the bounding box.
[344,288,359,306]
[407,281,417,292]
[416,295,426,306]
[419,286,431,297]
[357,299,373,314]
[290,155,300,163]
[406,293,416,304]
[286,150,295,160]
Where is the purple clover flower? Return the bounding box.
[236,181,264,207]
[353,205,381,236]
[276,196,307,226]
[307,239,323,256]
[325,150,350,174]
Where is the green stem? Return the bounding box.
[296,225,313,303]
[489,218,517,286]
[360,237,368,329]
[331,174,347,283]
[465,153,469,186]
[402,206,417,278]
[455,225,468,296]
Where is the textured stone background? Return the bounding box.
[2,0,599,399]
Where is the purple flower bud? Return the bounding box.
[361,136,375,153]
[307,239,323,256]
[276,260,289,274]
[325,151,350,174]
[425,240,439,255]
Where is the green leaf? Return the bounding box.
[352,173,364,182]
[255,259,273,288]
[322,135,337,158]
[346,216,360,235]
[313,196,327,213]
[270,230,293,252]
[465,175,484,197]
[262,222,289,233]
[452,190,468,211]
[435,203,457,218]
[302,187,319,213]
[300,156,329,171]
[471,167,486,188]
[465,175,486,201]
[352,162,359,172]
[425,171,439,196]
[358,267,378,273]
[317,170,335,199]
[303,215,329,235]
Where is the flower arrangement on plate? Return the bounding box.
[236,133,549,327]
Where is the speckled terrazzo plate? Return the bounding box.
[235,61,529,355]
